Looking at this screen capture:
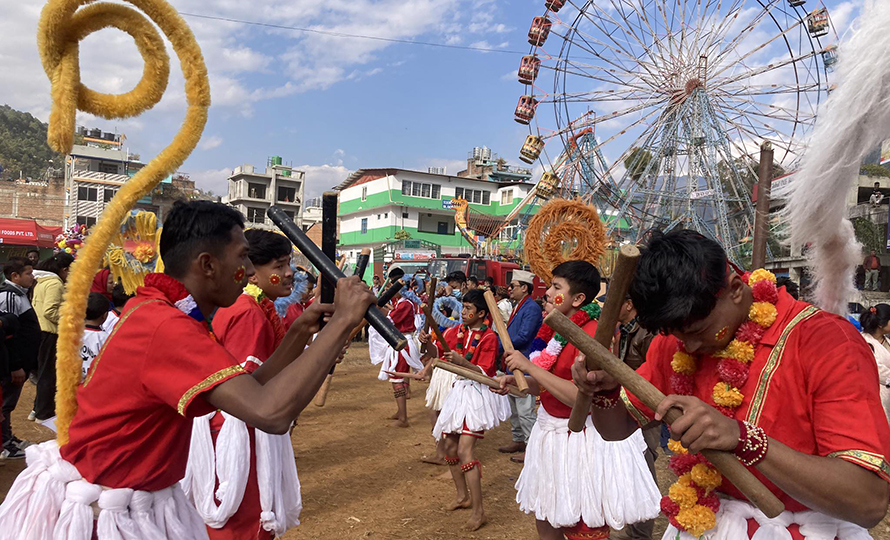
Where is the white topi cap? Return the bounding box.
[513,269,535,283]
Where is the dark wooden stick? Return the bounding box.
[268,206,407,351]
[422,304,451,354]
[544,309,785,518]
[377,280,405,307]
[483,289,529,392]
[430,359,525,398]
[568,244,640,432]
[423,277,437,334]
[354,248,370,280]
[313,193,341,408]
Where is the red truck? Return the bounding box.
[426,257,547,299]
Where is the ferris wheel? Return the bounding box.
[513,0,838,263]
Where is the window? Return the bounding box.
[456,188,489,205]
[248,182,266,200]
[402,212,409,218]
[362,186,368,201]
[437,221,449,235]
[98,162,118,174]
[76,216,96,227]
[361,218,368,234]
[103,189,116,203]
[246,207,265,224]
[77,186,97,201]
[283,210,295,221]
[403,180,441,199]
[384,212,388,219]
[501,190,514,205]
[278,186,296,203]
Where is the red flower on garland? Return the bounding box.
[144,273,189,303]
[660,496,680,516]
[736,321,766,344]
[699,495,720,513]
[752,279,779,304]
[670,372,694,395]
[717,358,749,388]
[669,453,702,476]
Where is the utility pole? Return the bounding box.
[751,141,774,270]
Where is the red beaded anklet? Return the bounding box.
[460,460,481,477]
[444,456,460,466]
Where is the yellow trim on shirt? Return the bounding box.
[177,365,246,416]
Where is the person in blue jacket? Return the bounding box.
[497,269,542,461]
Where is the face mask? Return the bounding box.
[452,289,462,300]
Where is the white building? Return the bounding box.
[223,157,305,229]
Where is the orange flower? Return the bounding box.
[748,269,777,286]
[749,302,778,328]
[713,383,744,408]
[690,463,722,491]
[668,479,698,510]
[715,339,755,364]
[667,439,688,455]
[676,505,717,537]
[671,351,697,375]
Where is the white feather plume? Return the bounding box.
[778,0,890,315]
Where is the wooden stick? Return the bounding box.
[377,280,405,307]
[568,244,640,432]
[420,277,438,357]
[483,289,530,392]
[422,304,451,354]
[354,248,371,280]
[384,370,427,381]
[313,193,340,408]
[544,309,786,518]
[431,359,526,398]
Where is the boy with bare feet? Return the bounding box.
[431,290,510,531]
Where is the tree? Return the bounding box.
[0,105,65,181]
[624,147,653,182]
[716,156,785,197]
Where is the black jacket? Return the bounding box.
[0,311,20,377]
[0,282,41,374]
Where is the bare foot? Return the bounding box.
[436,470,452,480]
[392,419,410,428]
[388,411,399,420]
[446,498,471,511]
[464,513,487,531]
[421,455,447,465]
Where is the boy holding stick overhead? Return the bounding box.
[430,289,510,531]
[496,261,659,540]
[573,230,890,539]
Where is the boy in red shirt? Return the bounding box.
[497,261,658,540]
[431,289,510,531]
[0,201,375,540]
[182,229,302,540]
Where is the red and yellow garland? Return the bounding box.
[662,269,778,536]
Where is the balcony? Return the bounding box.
[849,202,888,224]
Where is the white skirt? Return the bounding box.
[516,407,660,529]
[432,378,511,440]
[369,327,423,382]
[661,498,871,540]
[425,367,458,411]
[181,412,302,537]
[0,440,209,540]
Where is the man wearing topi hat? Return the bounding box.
[497,269,543,460]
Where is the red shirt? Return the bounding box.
[433,324,499,377]
[61,285,245,491]
[214,294,278,371]
[390,297,416,334]
[283,302,304,331]
[623,290,890,511]
[541,318,598,418]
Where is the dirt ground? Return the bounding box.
[3,343,890,539]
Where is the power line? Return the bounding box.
[178,12,528,55]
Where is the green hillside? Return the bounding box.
[0,105,64,182]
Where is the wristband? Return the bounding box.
[734,419,769,466]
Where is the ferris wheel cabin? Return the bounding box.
[787,0,806,7]
[807,9,830,38]
[822,45,838,69]
[545,0,566,13]
[519,135,545,164]
[528,17,552,46]
[514,96,539,125]
[535,172,559,199]
[518,55,542,84]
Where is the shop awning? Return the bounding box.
[0,218,62,248]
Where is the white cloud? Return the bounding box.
[199,135,224,150]
[299,164,354,198]
[190,167,234,196]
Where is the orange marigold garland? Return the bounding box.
[663,269,778,536]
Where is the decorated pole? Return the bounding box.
[483,289,529,392]
[268,206,407,351]
[568,244,640,432]
[544,309,785,518]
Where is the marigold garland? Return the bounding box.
[662,269,779,536]
[529,302,601,371]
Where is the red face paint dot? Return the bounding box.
[715,326,728,341]
[554,294,564,306]
[270,274,281,285]
[234,267,246,283]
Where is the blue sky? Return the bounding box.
[1,0,865,198]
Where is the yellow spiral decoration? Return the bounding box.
[39,0,210,445]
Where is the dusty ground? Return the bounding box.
[3,344,890,539]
